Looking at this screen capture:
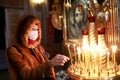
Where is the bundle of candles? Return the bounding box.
[66,28,120,79]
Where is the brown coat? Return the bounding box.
[5,44,56,80]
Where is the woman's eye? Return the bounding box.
[32,29,38,31]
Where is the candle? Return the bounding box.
[82,48,85,67]
[97,46,102,72]
[99,52,102,72]
[77,47,81,64]
[107,50,110,68]
[67,43,72,65]
[73,44,77,65]
[111,45,117,66]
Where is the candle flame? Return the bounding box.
[106,48,110,55]
[67,43,70,47]
[111,45,117,53]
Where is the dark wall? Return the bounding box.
[0,7,6,49]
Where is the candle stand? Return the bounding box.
[63,0,120,79]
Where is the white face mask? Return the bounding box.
[29,30,38,40]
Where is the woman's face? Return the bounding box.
[28,24,39,42]
[22,19,41,48]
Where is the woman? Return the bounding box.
[5,14,69,80]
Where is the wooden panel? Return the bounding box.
[0,0,23,8]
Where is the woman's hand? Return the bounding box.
[50,54,69,66]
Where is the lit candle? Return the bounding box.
[99,52,102,72]
[77,47,81,64]
[111,45,117,66]
[73,44,77,65]
[67,43,72,65]
[107,49,110,67]
[82,47,85,67]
